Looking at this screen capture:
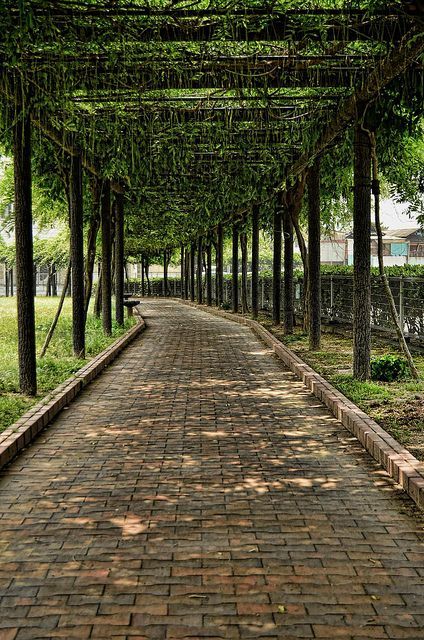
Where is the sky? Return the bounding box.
[380,199,419,230]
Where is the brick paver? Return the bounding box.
[0,299,423,640]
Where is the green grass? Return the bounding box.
[258,314,424,460]
[0,297,135,432]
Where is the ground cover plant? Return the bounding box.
[258,314,424,461]
[0,297,135,432]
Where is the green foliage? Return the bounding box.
[371,354,409,382]
[332,374,392,404]
[319,264,424,278]
[0,1,423,255]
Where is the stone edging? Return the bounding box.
[179,300,424,510]
[0,312,146,471]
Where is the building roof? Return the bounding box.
[390,228,424,241]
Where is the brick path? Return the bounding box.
[0,299,423,640]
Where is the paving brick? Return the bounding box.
[0,300,423,638]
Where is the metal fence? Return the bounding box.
[126,275,424,341]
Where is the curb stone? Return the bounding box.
[179,299,424,510]
[0,311,146,471]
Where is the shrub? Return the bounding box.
[371,354,409,382]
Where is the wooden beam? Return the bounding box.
[290,26,424,182]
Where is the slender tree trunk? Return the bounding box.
[51,263,57,296]
[369,132,419,378]
[84,176,101,317]
[190,242,195,302]
[9,267,13,296]
[216,223,224,307]
[69,153,85,357]
[184,249,190,299]
[180,245,185,299]
[282,206,294,335]
[46,265,52,297]
[284,180,307,329]
[114,192,125,325]
[94,268,102,317]
[240,231,249,314]
[14,89,36,395]
[292,215,308,330]
[144,258,151,296]
[5,265,9,297]
[140,256,145,296]
[206,239,212,306]
[272,207,282,325]
[232,222,239,313]
[251,204,259,319]
[353,118,372,380]
[101,179,112,335]
[163,249,169,297]
[39,263,71,358]
[197,237,203,303]
[308,157,321,351]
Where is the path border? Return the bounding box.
[0,312,146,471]
[179,300,424,510]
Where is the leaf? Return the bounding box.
[277,605,286,614]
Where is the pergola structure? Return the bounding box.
[1,1,423,395]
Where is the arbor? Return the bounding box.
[0,1,423,391]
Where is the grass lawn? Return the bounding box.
[258,314,424,461]
[0,297,135,432]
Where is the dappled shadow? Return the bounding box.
[0,299,422,638]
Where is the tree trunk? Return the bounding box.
[353,118,372,380]
[84,176,101,317]
[46,265,52,296]
[101,179,112,335]
[51,263,57,296]
[251,204,259,319]
[282,206,294,335]
[140,255,145,296]
[272,207,282,325]
[369,132,419,379]
[216,223,224,307]
[180,245,185,299]
[94,267,102,317]
[285,178,306,330]
[14,90,36,395]
[5,265,9,297]
[197,237,203,303]
[240,231,249,314]
[114,192,125,325]
[9,267,13,296]
[190,242,196,302]
[163,249,169,297]
[69,153,85,358]
[232,222,239,313]
[144,258,151,296]
[307,157,321,351]
[206,239,212,306]
[39,263,71,358]
[184,249,190,300]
